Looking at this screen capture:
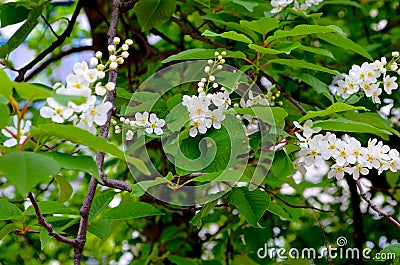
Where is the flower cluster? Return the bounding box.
[112,111,165,140]
[39,37,133,134]
[333,52,400,104]
[182,51,231,137]
[294,120,400,180]
[1,116,31,147]
[271,0,323,14]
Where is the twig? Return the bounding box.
[355,180,400,229]
[24,46,93,82]
[171,17,226,48]
[15,0,83,82]
[313,210,334,265]
[260,72,307,115]
[41,15,60,38]
[27,192,76,246]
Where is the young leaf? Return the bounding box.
[296,73,334,103]
[190,199,218,229]
[266,25,337,43]
[0,223,19,240]
[314,118,391,140]
[0,200,22,220]
[202,30,252,44]
[230,0,258,12]
[13,82,52,100]
[88,219,110,240]
[102,202,164,220]
[24,201,76,215]
[271,150,295,178]
[134,0,176,31]
[41,152,102,184]
[249,41,300,55]
[227,187,270,228]
[54,175,73,204]
[89,190,116,221]
[297,45,335,59]
[317,32,373,61]
[0,5,44,58]
[298,102,368,122]
[131,177,170,197]
[0,104,10,128]
[0,69,13,96]
[269,59,340,75]
[40,229,52,250]
[240,17,279,35]
[0,152,60,197]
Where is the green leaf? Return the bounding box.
[344,112,400,138]
[24,201,76,215]
[0,69,13,96]
[103,202,164,220]
[0,3,30,27]
[0,5,43,58]
[314,118,392,140]
[0,200,22,220]
[269,59,340,75]
[202,30,252,44]
[162,48,246,63]
[240,17,279,35]
[297,45,335,59]
[54,175,73,204]
[31,124,124,159]
[52,93,86,107]
[41,152,102,184]
[0,223,19,240]
[89,190,116,221]
[0,104,10,128]
[227,187,270,227]
[296,73,334,103]
[13,82,52,100]
[40,229,52,250]
[190,199,218,229]
[134,0,176,31]
[317,32,373,61]
[266,25,337,43]
[267,201,298,221]
[298,102,368,123]
[131,177,170,197]
[271,150,295,178]
[88,219,110,240]
[0,152,60,197]
[125,155,151,176]
[231,0,258,12]
[249,41,300,55]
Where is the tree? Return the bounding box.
[0,0,399,264]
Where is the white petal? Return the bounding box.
[12,115,18,127]
[156,119,165,127]
[52,115,64,123]
[189,127,198,137]
[3,138,17,147]
[154,128,163,135]
[95,114,108,126]
[95,86,107,96]
[40,106,55,118]
[96,102,112,114]
[47,97,60,108]
[63,108,74,119]
[149,113,157,123]
[145,127,153,134]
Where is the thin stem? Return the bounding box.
[355,180,400,229]
[28,192,76,246]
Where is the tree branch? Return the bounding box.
[24,46,93,82]
[355,179,400,229]
[15,0,83,82]
[28,192,76,246]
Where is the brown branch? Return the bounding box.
[258,184,334,213]
[15,0,83,82]
[27,192,76,246]
[355,180,400,230]
[24,46,93,82]
[73,0,135,263]
[120,0,139,12]
[171,17,226,48]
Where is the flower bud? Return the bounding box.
[209,75,215,82]
[214,51,220,57]
[122,44,129,51]
[221,51,227,56]
[392,51,399,58]
[95,51,103,59]
[125,39,133,45]
[109,55,117,62]
[121,51,129,58]
[109,62,118,70]
[116,57,124,64]
[90,57,98,66]
[113,37,121,45]
[97,71,105,79]
[108,45,115,53]
[105,82,116,91]
[97,64,105,71]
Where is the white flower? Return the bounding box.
[1,116,31,147]
[64,74,91,97]
[371,87,382,104]
[298,134,326,167]
[82,101,113,126]
[328,164,346,180]
[246,91,268,106]
[90,57,99,66]
[135,112,149,127]
[271,0,289,13]
[344,164,369,180]
[74,115,97,134]
[207,109,225,129]
[84,69,98,83]
[383,75,398,94]
[73,61,89,76]
[145,114,165,135]
[126,130,134,140]
[40,98,74,123]
[189,119,211,137]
